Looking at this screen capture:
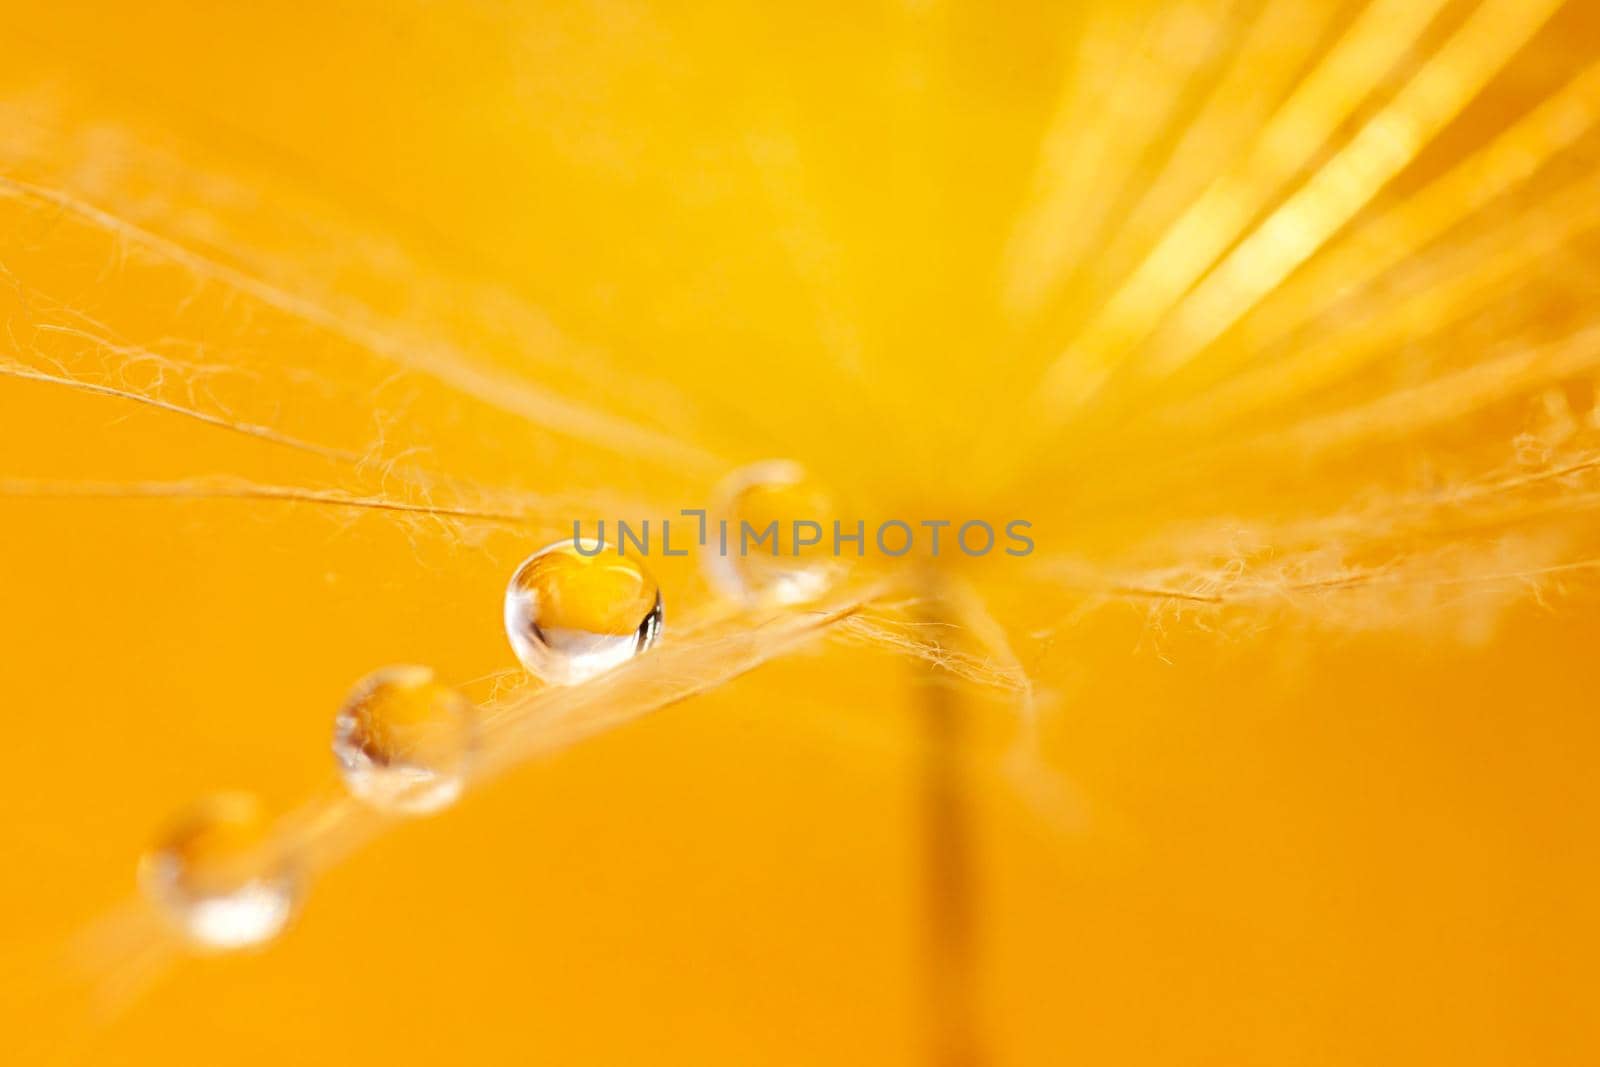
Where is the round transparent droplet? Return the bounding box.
[333,665,477,815]
[706,459,843,606]
[139,792,299,951]
[504,541,663,684]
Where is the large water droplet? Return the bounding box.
[504,541,663,684]
[139,793,299,951]
[333,665,477,815]
[706,460,843,605]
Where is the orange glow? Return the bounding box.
[2,3,1599,1064]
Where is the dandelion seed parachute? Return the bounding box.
[3,1,1600,1064]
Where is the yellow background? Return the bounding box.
[1,2,1597,1063]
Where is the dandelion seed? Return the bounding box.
[11,1,1600,1058]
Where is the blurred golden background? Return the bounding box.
[1,1,1598,1063]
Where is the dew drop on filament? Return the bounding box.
[706,459,843,606]
[139,792,299,951]
[333,665,477,815]
[504,541,663,684]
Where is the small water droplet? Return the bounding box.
[504,541,663,684]
[333,665,477,815]
[707,460,843,605]
[139,793,298,951]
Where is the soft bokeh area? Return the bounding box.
[1,2,1598,1063]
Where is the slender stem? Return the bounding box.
[916,578,981,1066]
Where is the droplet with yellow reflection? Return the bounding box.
[705,460,843,606]
[332,665,478,815]
[138,792,299,951]
[503,541,663,684]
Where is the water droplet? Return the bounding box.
[333,665,477,815]
[139,793,298,951]
[504,541,663,684]
[706,460,843,605]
